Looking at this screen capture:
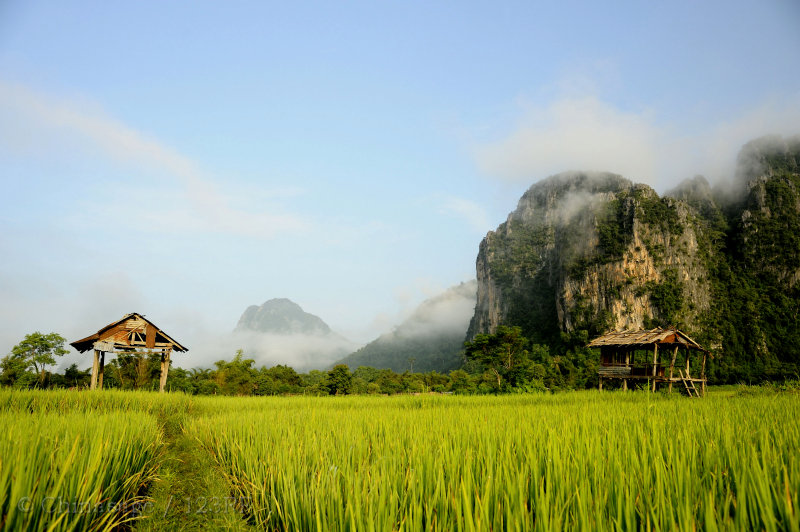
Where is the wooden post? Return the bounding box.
[685,353,691,378]
[623,350,629,391]
[701,352,707,397]
[598,377,603,391]
[651,344,659,392]
[668,346,679,394]
[98,351,105,390]
[159,348,172,393]
[90,350,100,390]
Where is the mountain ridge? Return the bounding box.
[468,134,800,383]
[335,281,477,373]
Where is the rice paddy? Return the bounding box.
[1,388,798,530]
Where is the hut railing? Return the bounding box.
[598,363,667,377]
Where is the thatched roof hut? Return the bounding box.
[587,328,706,352]
[71,313,187,392]
[587,328,709,396]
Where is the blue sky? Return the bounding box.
[1,0,799,369]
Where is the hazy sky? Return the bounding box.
[1,1,799,369]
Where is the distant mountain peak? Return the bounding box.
[333,280,477,373]
[235,298,333,336]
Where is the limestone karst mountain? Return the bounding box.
[235,298,334,336]
[468,135,800,383]
[233,298,356,371]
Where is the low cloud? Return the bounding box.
[554,188,609,225]
[389,280,477,340]
[475,97,660,186]
[178,330,359,372]
[473,93,800,192]
[366,277,450,336]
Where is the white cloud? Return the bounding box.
[175,329,359,372]
[0,81,311,239]
[473,92,800,192]
[389,280,477,339]
[695,96,800,186]
[439,196,491,234]
[475,96,660,185]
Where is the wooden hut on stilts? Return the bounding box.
[587,328,709,396]
[70,313,188,392]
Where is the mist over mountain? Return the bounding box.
[335,281,477,373]
[468,134,800,384]
[233,298,356,371]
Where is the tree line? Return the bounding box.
[1,327,605,395]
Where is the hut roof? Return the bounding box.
[70,312,188,353]
[587,328,707,352]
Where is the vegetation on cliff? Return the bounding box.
[469,135,800,385]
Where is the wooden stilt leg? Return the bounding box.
[90,350,100,390]
[624,351,630,391]
[701,352,707,397]
[159,355,166,393]
[159,349,171,393]
[599,377,603,391]
[651,344,659,392]
[668,346,678,394]
[98,351,105,390]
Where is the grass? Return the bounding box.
[0,391,164,531]
[134,398,253,531]
[1,388,799,530]
[188,391,800,531]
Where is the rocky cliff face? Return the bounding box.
[731,136,800,288]
[468,172,715,344]
[468,135,800,382]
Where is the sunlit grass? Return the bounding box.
[189,391,800,531]
[1,388,798,531]
[0,390,165,531]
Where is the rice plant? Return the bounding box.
[188,392,800,531]
[0,390,164,531]
[2,388,799,531]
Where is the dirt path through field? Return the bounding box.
[134,405,253,531]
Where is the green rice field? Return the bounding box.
[1,388,798,531]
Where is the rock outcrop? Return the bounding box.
[468,172,714,342]
[468,135,800,383]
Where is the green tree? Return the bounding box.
[264,365,301,389]
[301,370,328,395]
[448,369,476,394]
[107,351,162,390]
[164,367,194,393]
[325,364,353,395]
[3,332,68,386]
[464,326,530,389]
[214,350,257,395]
[0,354,33,387]
[62,363,91,388]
